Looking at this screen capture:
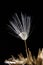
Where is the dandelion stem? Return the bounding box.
[24,40,28,58]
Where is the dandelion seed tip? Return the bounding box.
[19,32,28,40]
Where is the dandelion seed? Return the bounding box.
[9,13,31,57]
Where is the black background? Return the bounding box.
[0,1,43,65]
